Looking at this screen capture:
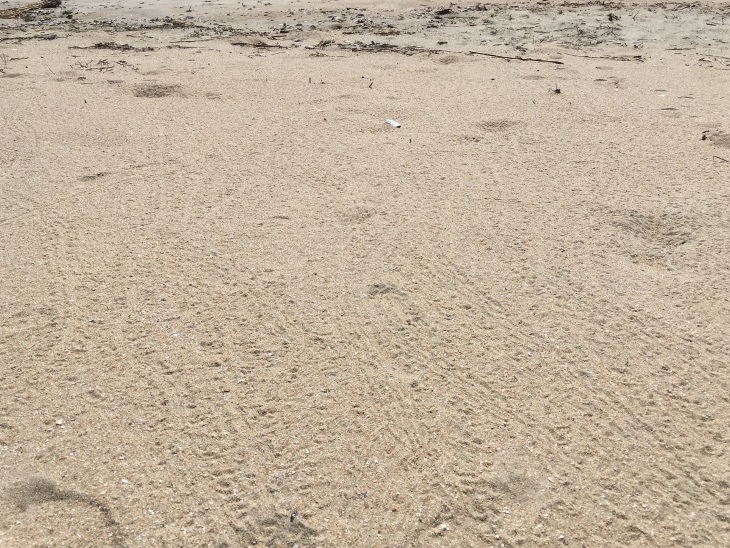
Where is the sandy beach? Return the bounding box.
[1,0,729,546]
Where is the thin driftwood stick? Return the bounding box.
[564,53,644,62]
[468,51,564,65]
[231,41,289,49]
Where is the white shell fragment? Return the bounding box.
[385,119,401,128]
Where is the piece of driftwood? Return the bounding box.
[468,50,564,64]
[231,41,289,49]
[564,52,644,62]
[69,42,155,52]
[343,42,435,55]
[0,33,59,41]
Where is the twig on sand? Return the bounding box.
[468,50,564,64]
[69,42,154,52]
[713,155,729,163]
[0,33,59,42]
[231,41,289,49]
[342,41,436,55]
[698,53,730,61]
[564,52,644,62]
[171,38,214,43]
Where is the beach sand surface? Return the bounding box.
[1,1,730,546]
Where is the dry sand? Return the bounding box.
[1,0,730,546]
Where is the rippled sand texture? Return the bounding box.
[1,1,729,546]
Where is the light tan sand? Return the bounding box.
[1,1,730,546]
